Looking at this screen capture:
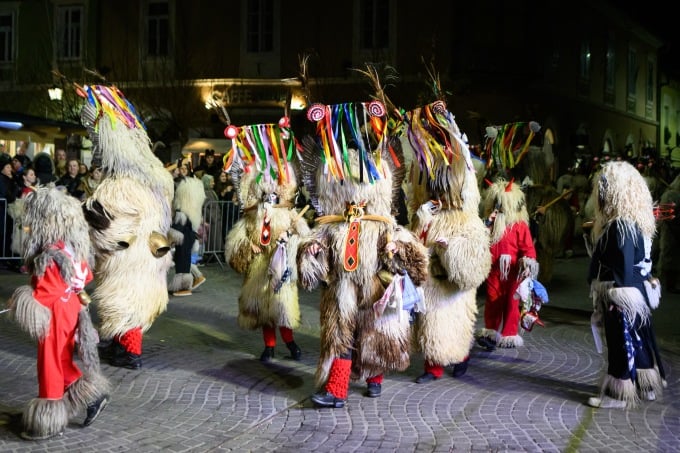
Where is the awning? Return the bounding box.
[0,111,84,143]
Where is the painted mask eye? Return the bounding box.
[224,125,239,139]
[431,100,446,114]
[306,103,326,122]
[367,100,386,117]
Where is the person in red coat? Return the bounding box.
[8,186,109,440]
[477,178,539,349]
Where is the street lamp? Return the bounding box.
[48,86,63,101]
[48,85,64,120]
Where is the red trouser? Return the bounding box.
[484,272,521,338]
[36,295,83,399]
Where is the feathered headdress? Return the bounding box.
[223,118,301,211]
[394,60,479,214]
[484,121,541,172]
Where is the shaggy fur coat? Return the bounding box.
[297,137,429,386]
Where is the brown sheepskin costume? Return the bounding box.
[297,100,429,407]
[223,120,311,361]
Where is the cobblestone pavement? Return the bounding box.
[0,248,679,452]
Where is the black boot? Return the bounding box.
[109,350,142,369]
[451,357,469,378]
[415,372,438,384]
[285,341,301,360]
[365,383,381,398]
[83,394,110,426]
[260,346,275,362]
[476,336,496,351]
[311,392,345,408]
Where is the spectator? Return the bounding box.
[201,174,223,256]
[32,152,57,184]
[56,159,84,199]
[15,141,32,167]
[0,153,19,270]
[214,171,236,237]
[78,165,104,199]
[78,162,89,177]
[54,148,68,178]
[194,149,222,179]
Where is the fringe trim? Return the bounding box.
[519,256,539,279]
[636,367,664,397]
[499,254,511,281]
[601,374,639,408]
[477,328,499,341]
[9,285,51,341]
[22,398,69,438]
[498,335,524,348]
[608,286,650,325]
[168,273,194,292]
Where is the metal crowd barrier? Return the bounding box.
[1,199,242,270]
[0,198,21,264]
[200,200,241,269]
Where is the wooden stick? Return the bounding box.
[534,189,573,215]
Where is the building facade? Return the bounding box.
[0,0,673,178]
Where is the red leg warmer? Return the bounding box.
[116,327,143,355]
[278,326,294,343]
[325,358,352,399]
[424,362,445,378]
[262,326,277,347]
[366,373,383,385]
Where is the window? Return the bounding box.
[146,0,170,57]
[627,47,638,101]
[605,38,615,94]
[646,59,654,104]
[579,39,591,80]
[359,0,389,50]
[56,5,83,60]
[246,0,273,53]
[0,12,14,63]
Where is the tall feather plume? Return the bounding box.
[352,63,399,116]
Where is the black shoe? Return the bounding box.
[476,336,496,351]
[260,346,275,363]
[109,351,142,369]
[415,372,438,384]
[285,341,301,360]
[365,383,381,398]
[452,358,469,378]
[83,394,109,426]
[311,391,345,408]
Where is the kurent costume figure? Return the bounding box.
[168,175,207,297]
[7,186,110,440]
[586,161,665,408]
[79,85,175,369]
[477,178,539,349]
[399,100,491,383]
[224,118,310,362]
[297,100,429,407]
